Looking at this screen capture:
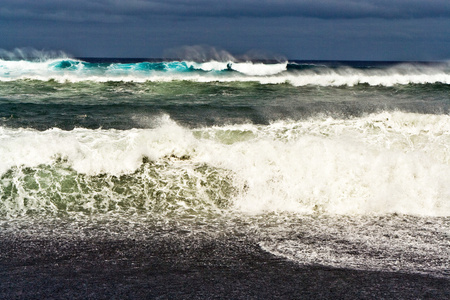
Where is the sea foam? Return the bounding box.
[1,112,449,217]
[1,58,449,86]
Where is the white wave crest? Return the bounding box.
[231,62,287,75]
[1,112,449,216]
[286,64,450,86]
[185,61,288,75]
[1,59,449,86]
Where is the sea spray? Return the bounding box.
[1,113,449,217]
[1,56,449,85]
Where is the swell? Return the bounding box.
[1,78,448,131]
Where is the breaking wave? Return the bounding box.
[1,56,449,86]
[1,112,449,217]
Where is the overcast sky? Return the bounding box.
[1,0,449,60]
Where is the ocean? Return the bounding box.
[0,55,449,298]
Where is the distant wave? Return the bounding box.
[0,58,288,79]
[1,57,449,86]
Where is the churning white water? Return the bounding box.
[1,112,449,217]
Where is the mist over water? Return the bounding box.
[0,52,449,279]
[0,48,70,61]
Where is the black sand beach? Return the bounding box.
[1,231,448,299]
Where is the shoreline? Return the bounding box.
[1,232,448,299]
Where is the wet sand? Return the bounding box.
[1,232,448,299]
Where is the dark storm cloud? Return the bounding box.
[1,0,450,22]
[1,0,449,60]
